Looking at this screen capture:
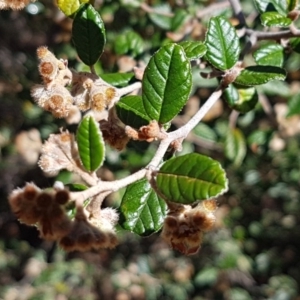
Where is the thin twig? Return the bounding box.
[71,86,224,203]
[196,1,230,19]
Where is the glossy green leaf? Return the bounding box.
[119,179,167,236]
[254,0,288,14]
[77,115,105,172]
[116,95,151,128]
[142,43,192,124]
[253,44,284,67]
[66,183,88,191]
[72,4,106,66]
[156,153,228,204]
[224,84,258,113]
[225,128,246,167]
[114,31,144,57]
[234,66,286,86]
[101,72,135,87]
[179,41,207,60]
[287,94,300,117]
[260,12,292,27]
[204,16,240,71]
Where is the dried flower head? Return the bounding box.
[126,120,167,142]
[100,119,130,151]
[2,0,31,10]
[38,131,78,176]
[161,200,218,255]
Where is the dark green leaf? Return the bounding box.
[225,128,246,167]
[65,183,88,191]
[287,94,300,117]
[253,43,284,67]
[289,38,300,53]
[171,9,189,31]
[234,66,286,86]
[247,130,268,147]
[224,84,258,113]
[254,0,288,14]
[142,43,192,124]
[77,115,105,172]
[260,12,292,27]
[204,16,240,70]
[119,179,167,236]
[116,95,151,128]
[101,72,135,87]
[72,4,106,65]
[114,31,144,57]
[156,153,228,204]
[179,41,207,60]
[287,0,298,11]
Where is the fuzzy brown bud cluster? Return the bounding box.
[9,184,119,252]
[59,207,119,252]
[31,47,119,119]
[0,0,33,10]
[9,183,72,240]
[126,120,167,142]
[161,199,218,255]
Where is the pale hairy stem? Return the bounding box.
[71,86,224,204]
[117,82,142,97]
[245,28,300,40]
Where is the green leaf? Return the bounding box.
[254,0,288,14]
[101,72,135,87]
[72,4,106,66]
[287,0,298,11]
[234,66,286,86]
[224,84,258,113]
[77,115,105,172]
[289,38,300,53]
[142,43,192,124]
[148,3,172,30]
[171,9,189,31]
[260,12,292,27]
[116,95,151,128]
[287,94,300,117]
[193,123,218,142]
[65,183,88,191]
[179,41,207,60]
[204,16,240,71]
[253,43,284,67]
[119,179,167,236]
[225,128,246,167]
[114,31,144,57]
[156,153,228,204]
[57,0,88,17]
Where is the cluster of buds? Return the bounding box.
[59,206,119,252]
[38,130,79,176]
[31,46,119,119]
[161,199,218,255]
[125,120,167,142]
[8,183,72,240]
[0,0,33,10]
[9,183,119,251]
[99,109,130,151]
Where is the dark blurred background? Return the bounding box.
[1,1,300,299]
